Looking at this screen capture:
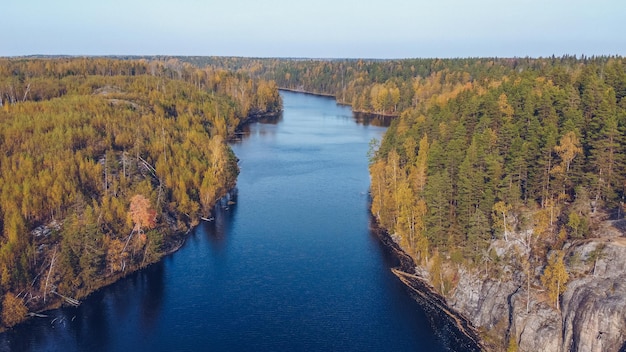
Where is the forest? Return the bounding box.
[364,57,626,350]
[3,54,626,348]
[195,55,626,347]
[0,57,281,328]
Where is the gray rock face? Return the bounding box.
[449,268,517,330]
[510,295,562,352]
[560,242,626,352]
[441,237,626,351]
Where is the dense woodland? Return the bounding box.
[364,57,626,297]
[0,58,281,328]
[198,56,626,325]
[3,55,626,346]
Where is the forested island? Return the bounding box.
[0,58,281,328]
[194,56,626,351]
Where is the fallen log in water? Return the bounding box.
[52,291,80,307]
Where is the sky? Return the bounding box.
[2,0,624,58]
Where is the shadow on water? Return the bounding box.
[1,258,167,352]
[138,262,165,331]
[366,190,480,352]
[367,216,481,351]
[353,111,393,127]
[203,188,239,247]
[233,112,284,144]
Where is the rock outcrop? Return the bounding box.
[560,239,626,352]
[432,221,626,351]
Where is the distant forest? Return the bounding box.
[0,58,281,328]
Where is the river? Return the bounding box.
[0,91,467,351]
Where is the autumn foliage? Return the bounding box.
[0,57,282,328]
[1,293,27,327]
[129,194,156,233]
[541,251,569,309]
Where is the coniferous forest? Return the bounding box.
[0,58,281,328]
[198,56,626,258]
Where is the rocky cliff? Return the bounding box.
[440,221,626,351]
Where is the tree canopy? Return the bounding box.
[0,57,281,328]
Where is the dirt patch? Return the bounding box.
[93,85,124,96]
[107,98,141,110]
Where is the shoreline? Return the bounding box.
[279,88,400,118]
[278,87,336,98]
[370,221,485,351]
[20,197,222,326]
[11,109,277,329]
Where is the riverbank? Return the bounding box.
[278,87,336,98]
[12,106,275,329]
[374,216,626,351]
[370,222,484,351]
[278,87,399,118]
[20,193,229,326]
[445,222,626,351]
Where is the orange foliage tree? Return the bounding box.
[129,194,156,234]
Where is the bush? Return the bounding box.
[2,293,27,328]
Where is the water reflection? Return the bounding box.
[233,113,284,143]
[139,262,165,330]
[0,258,169,351]
[353,112,393,127]
[204,188,238,247]
[234,108,391,145]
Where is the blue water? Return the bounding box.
[0,91,459,351]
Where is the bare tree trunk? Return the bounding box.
[503,211,508,242]
[8,85,16,104]
[526,257,531,314]
[556,280,560,311]
[122,228,136,255]
[122,151,127,179]
[104,154,108,195]
[22,83,31,102]
[44,247,58,303]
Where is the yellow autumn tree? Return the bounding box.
[1,293,27,327]
[541,250,569,310]
[498,93,514,118]
[553,131,582,174]
[492,201,511,241]
[551,131,582,200]
[370,84,387,114]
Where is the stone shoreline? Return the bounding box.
[369,221,485,351]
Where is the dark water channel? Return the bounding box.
[0,91,468,351]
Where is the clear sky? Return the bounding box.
[2,0,624,58]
